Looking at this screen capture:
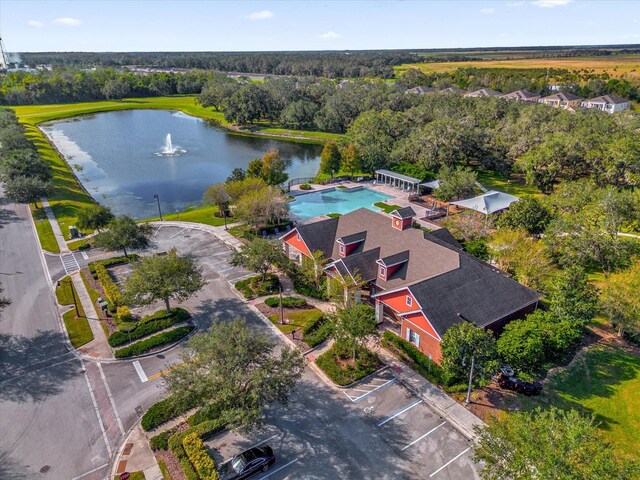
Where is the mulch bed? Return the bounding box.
[254,303,314,351]
[155,449,185,480]
[81,267,118,333]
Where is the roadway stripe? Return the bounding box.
[169,227,188,238]
[132,360,148,382]
[261,458,298,479]
[81,251,89,260]
[353,379,396,403]
[429,447,471,477]
[147,367,173,381]
[97,362,125,435]
[70,462,109,480]
[401,422,446,451]
[81,359,112,457]
[377,399,423,426]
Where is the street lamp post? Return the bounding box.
[153,194,163,221]
[59,278,79,317]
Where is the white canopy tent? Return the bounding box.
[450,190,519,215]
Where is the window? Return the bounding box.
[379,266,386,278]
[406,295,412,307]
[339,244,345,255]
[296,232,301,241]
[406,328,420,347]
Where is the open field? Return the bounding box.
[396,54,640,77]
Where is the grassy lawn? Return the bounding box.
[327,213,342,218]
[235,274,279,299]
[373,201,402,213]
[474,167,540,197]
[315,170,371,182]
[62,299,94,348]
[139,204,228,227]
[268,308,323,334]
[55,276,77,305]
[67,237,92,251]
[395,54,640,78]
[31,206,60,253]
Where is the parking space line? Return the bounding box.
[342,391,359,401]
[351,388,374,393]
[401,421,446,451]
[261,458,298,479]
[429,447,471,477]
[377,399,423,426]
[169,227,188,238]
[132,360,148,382]
[352,379,396,403]
[220,434,280,466]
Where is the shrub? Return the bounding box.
[94,263,123,307]
[381,330,449,386]
[108,308,191,347]
[302,315,332,347]
[316,343,382,386]
[235,273,279,299]
[183,432,218,480]
[462,239,490,261]
[88,254,139,277]
[168,419,226,480]
[116,305,134,322]
[114,326,193,359]
[264,296,307,308]
[187,402,223,427]
[142,393,199,431]
[299,183,312,190]
[150,431,171,451]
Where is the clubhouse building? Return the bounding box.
[281,207,539,363]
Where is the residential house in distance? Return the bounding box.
[501,89,541,102]
[581,94,632,113]
[281,208,539,363]
[464,88,501,98]
[539,91,583,109]
[405,86,435,95]
[439,87,466,95]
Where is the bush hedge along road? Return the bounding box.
[114,326,193,359]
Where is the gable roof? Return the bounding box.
[465,88,501,98]
[293,216,339,258]
[406,86,434,94]
[390,206,416,219]
[338,231,367,245]
[583,94,630,105]
[541,92,583,102]
[425,229,462,250]
[378,250,410,267]
[501,89,540,100]
[408,255,540,337]
[439,87,466,94]
[450,190,519,215]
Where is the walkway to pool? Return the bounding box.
[289,180,441,230]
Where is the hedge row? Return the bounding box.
[142,394,200,431]
[114,326,193,359]
[183,432,218,480]
[302,314,332,347]
[150,430,172,451]
[88,254,139,277]
[108,308,191,347]
[264,296,307,308]
[168,419,226,480]
[381,330,448,386]
[94,263,123,307]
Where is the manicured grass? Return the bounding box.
[268,308,324,334]
[395,54,640,78]
[55,276,77,306]
[62,307,94,348]
[30,206,60,253]
[139,204,228,227]
[316,343,383,386]
[67,237,92,251]
[373,202,402,213]
[327,213,342,218]
[474,167,540,197]
[235,274,280,299]
[315,170,372,182]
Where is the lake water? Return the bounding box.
[41,110,322,219]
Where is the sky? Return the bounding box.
[1,0,639,53]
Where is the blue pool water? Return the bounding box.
[290,187,392,219]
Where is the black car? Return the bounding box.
[218,445,276,480]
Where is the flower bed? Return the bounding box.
[316,343,383,386]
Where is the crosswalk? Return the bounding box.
[60,253,80,274]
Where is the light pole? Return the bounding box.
[59,278,79,317]
[153,194,163,221]
[223,206,228,231]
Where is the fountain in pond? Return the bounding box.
[156,133,186,156]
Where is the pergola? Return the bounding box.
[375,169,421,193]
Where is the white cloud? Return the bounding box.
[319,31,341,40]
[247,10,274,21]
[531,0,573,7]
[52,17,82,26]
[27,20,43,28]
[481,8,495,14]
[507,1,525,6]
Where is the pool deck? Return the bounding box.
[290,180,441,230]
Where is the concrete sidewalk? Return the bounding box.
[112,424,163,480]
[375,347,484,440]
[41,198,70,253]
[71,271,113,359]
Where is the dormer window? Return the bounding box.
[379,266,386,279]
[296,232,301,241]
[406,295,412,307]
[339,244,345,256]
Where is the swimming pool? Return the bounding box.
[289,187,392,219]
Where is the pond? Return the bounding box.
[41,110,322,219]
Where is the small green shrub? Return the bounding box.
[142,394,199,431]
[299,183,312,190]
[316,344,382,386]
[150,431,171,451]
[108,308,191,347]
[235,274,279,299]
[183,433,218,480]
[187,402,223,427]
[89,254,139,278]
[116,305,134,322]
[114,326,193,359]
[462,239,490,261]
[264,296,307,308]
[302,315,332,347]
